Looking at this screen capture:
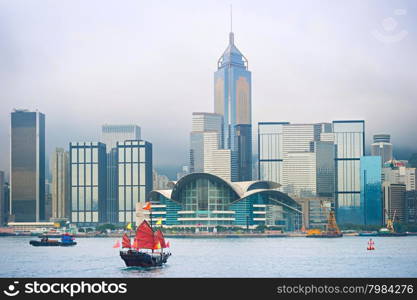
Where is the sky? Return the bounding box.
[0,0,416,179]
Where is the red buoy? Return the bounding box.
[367,238,375,250]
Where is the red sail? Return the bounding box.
[122,233,131,248]
[154,229,166,248]
[135,220,155,249]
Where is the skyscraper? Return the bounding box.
[189,113,223,173]
[214,30,252,181]
[258,122,335,199]
[371,134,393,167]
[360,156,383,226]
[101,125,141,151]
[70,142,107,225]
[383,183,406,224]
[50,148,70,220]
[258,122,288,184]
[0,171,5,225]
[332,120,365,224]
[117,140,152,224]
[11,109,45,222]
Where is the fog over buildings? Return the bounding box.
[1,0,416,178]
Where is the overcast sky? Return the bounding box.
[0,0,416,177]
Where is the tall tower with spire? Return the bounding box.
[214,15,252,181]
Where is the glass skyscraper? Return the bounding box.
[332,120,365,224]
[214,31,252,181]
[11,109,45,222]
[258,122,288,185]
[360,156,382,226]
[70,142,107,225]
[117,140,152,224]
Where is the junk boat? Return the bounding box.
[30,233,77,247]
[119,219,171,268]
[306,210,343,238]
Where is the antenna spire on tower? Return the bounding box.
[230,4,233,32]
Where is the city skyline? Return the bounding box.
[1,0,417,178]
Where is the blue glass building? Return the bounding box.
[214,31,252,181]
[361,156,382,226]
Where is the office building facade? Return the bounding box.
[360,156,383,226]
[371,134,393,167]
[258,122,335,199]
[117,140,152,224]
[235,124,252,181]
[406,191,417,224]
[382,160,416,191]
[258,122,287,185]
[189,113,223,173]
[383,183,406,224]
[11,110,45,222]
[50,148,70,220]
[70,142,107,226]
[333,120,365,224]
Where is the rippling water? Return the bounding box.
[1,236,416,277]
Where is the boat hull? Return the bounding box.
[120,251,171,267]
[306,234,343,238]
[29,241,77,247]
[377,232,407,237]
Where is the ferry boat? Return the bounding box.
[119,220,171,268]
[29,233,77,247]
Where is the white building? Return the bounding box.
[101,124,141,151]
[283,152,317,197]
[371,134,393,167]
[383,161,416,191]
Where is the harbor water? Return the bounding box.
[1,236,416,277]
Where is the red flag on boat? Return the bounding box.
[113,240,121,248]
[122,233,131,249]
[154,229,166,248]
[135,220,155,249]
[143,202,152,210]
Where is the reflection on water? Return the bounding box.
[0,236,416,277]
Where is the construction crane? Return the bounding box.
[384,209,396,233]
